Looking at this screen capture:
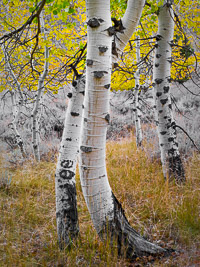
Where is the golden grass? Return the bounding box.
[0,136,200,266]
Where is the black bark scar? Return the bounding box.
[71,112,79,117]
[93,71,108,78]
[59,170,75,180]
[86,59,93,66]
[61,160,73,168]
[80,146,93,153]
[87,18,104,28]
[99,46,108,53]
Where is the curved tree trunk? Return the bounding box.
[55,76,85,248]
[79,0,166,258]
[153,1,185,182]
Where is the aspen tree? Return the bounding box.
[79,0,166,257]
[153,0,185,182]
[31,10,49,161]
[2,45,26,157]
[133,34,143,147]
[55,76,85,248]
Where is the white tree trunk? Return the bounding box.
[80,0,113,233]
[112,0,145,63]
[10,92,26,157]
[153,1,185,182]
[55,76,85,248]
[31,11,49,161]
[133,35,143,147]
[2,45,26,157]
[2,44,24,103]
[79,0,166,257]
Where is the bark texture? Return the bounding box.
[99,193,166,258]
[153,1,185,182]
[55,76,85,248]
[79,0,166,258]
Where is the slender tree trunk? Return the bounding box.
[31,11,49,161]
[10,92,26,157]
[153,1,185,182]
[79,0,166,258]
[2,44,24,102]
[133,35,143,147]
[55,76,85,248]
[2,45,26,157]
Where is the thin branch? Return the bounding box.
[175,125,200,152]
[0,0,46,44]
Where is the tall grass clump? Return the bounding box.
[0,135,199,266]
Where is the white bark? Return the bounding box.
[55,76,85,248]
[2,45,26,157]
[133,35,143,147]
[153,1,185,182]
[31,11,49,161]
[113,0,145,63]
[2,44,24,103]
[10,92,26,157]
[79,0,166,257]
[80,0,113,233]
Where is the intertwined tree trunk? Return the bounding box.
[153,1,185,182]
[55,76,85,248]
[79,0,166,258]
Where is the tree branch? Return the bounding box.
[175,125,200,152]
[0,0,46,44]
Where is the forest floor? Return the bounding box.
[0,135,200,266]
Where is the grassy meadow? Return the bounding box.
[0,135,200,266]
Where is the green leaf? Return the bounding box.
[68,8,75,14]
[29,7,35,13]
[53,10,58,15]
[63,1,69,8]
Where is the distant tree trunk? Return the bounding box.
[55,76,85,248]
[79,0,166,258]
[133,35,143,147]
[153,1,185,182]
[2,44,26,157]
[31,11,49,162]
[10,92,26,157]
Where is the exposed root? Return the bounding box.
[99,193,171,259]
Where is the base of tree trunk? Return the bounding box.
[168,155,185,183]
[99,193,170,259]
[56,183,79,249]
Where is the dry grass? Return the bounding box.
[0,136,200,266]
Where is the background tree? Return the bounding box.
[153,0,185,182]
[133,32,143,147]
